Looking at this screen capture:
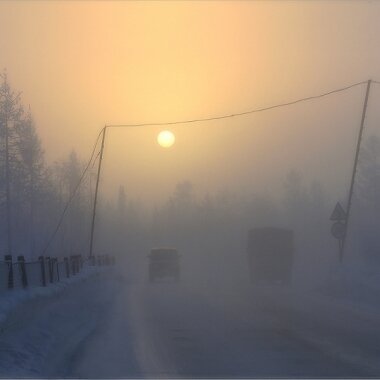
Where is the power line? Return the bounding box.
[43,79,373,255]
[41,127,105,255]
[107,80,368,128]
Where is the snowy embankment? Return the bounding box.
[0,265,120,377]
[0,265,100,324]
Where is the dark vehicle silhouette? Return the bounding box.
[148,248,180,282]
[247,227,294,285]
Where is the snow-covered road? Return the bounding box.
[1,269,380,378]
[69,274,380,378]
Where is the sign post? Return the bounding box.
[330,202,347,262]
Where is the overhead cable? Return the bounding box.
[41,127,105,255]
[107,80,368,128]
[42,79,373,254]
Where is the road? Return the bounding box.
[68,274,380,378]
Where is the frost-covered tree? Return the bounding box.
[282,170,309,226]
[14,109,48,256]
[0,71,24,255]
[50,151,91,257]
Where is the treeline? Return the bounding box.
[0,72,92,260]
[2,71,379,276]
[99,176,332,287]
[102,137,380,288]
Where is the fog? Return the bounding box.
[1,1,380,378]
[0,0,377,300]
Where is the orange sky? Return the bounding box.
[0,1,380,205]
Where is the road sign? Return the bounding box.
[331,222,346,239]
[330,202,347,221]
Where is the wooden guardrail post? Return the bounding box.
[46,256,53,283]
[70,255,76,275]
[17,255,28,288]
[64,257,70,278]
[54,258,59,282]
[4,255,13,289]
[38,256,46,287]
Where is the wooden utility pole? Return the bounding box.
[4,102,12,256]
[340,79,372,262]
[89,127,107,258]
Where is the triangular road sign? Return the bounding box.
[330,202,347,221]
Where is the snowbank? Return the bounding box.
[0,265,119,378]
[0,265,104,325]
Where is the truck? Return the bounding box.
[148,247,180,282]
[247,227,294,285]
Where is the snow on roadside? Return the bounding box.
[0,265,118,377]
[0,265,105,325]
[318,266,380,313]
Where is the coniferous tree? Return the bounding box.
[14,110,47,257]
[0,71,24,255]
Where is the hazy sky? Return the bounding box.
[0,1,380,205]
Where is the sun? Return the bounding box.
[157,130,175,148]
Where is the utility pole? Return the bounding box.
[89,126,107,258]
[4,100,12,256]
[340,79,372,262]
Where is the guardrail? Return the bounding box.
[0,254,116,293]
